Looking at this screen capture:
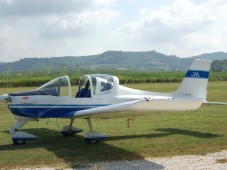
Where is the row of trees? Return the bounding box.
[211,60,227,72]
[1,60,227,87]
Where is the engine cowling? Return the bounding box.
[0,94,10,103]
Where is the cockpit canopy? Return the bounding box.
[37,76,71,97]
[9,74,119,98]
[76,74,119,98]
[8,76,71,97]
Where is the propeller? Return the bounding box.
[0,94,11,103]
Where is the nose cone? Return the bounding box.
[0,94,10,103]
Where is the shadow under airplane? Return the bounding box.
[0,127,220,168]
[155,128,221,138]
[0,128,164,169]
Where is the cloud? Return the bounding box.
[91,0,116,7]
[0,0,118,61]
[0,25,35,61]
[0,0,90,16]
[0,25,12,39]
[1,0,227,62]
[119,0,214,42]
[39,9,118,38]
[116,0,227,56]
[0,0,118,39]
[0,0,116,16]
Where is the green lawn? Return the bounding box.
[0,82,227,168]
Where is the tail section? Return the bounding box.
[172,59,212,99]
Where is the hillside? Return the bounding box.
[0,51,227,73]
[190,51,227,60]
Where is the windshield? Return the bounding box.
[38,76,71,97]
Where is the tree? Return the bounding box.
[60,63,68,75]
[6,64,11,80]
[46,63,52,75]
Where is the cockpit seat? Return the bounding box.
[76,89,91,98]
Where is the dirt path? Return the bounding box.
[79,150,227,170]
[12,150,227,170]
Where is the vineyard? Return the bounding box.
[0,68,227,87]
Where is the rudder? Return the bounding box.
[172,59,212,99]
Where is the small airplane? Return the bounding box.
[0,59,213,144]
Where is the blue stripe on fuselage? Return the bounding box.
[185,70,209,79]
[8,104,108,118]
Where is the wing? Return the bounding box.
[73,99,147,118]
[202,101,227,105]
[73,97,205,118]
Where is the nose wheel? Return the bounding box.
[10,121,37,145]
[13,139,27,145]
[85,139,99,144]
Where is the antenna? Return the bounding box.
[123,79,129,86]
[46,118,49,125]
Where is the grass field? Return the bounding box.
[0,82,227,168]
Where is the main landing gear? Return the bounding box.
[83,118,108,144]
[10,118,107,145]
[60,118,83,137]
[61,118,108,144]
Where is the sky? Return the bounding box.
[0,0,227,62]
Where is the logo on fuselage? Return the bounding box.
[191,72,200,78]
[186,70,209,79]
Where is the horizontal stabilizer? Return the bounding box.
[203,102,227,105]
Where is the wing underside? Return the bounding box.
[73,98,203,118]
[202,102,227,105]
[73,99,144,118]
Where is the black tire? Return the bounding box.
[13,139,26,145]
[62,131,75,137]
[86,139,99,144]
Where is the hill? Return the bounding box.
[189,51,227,60]
[0,51,227,73]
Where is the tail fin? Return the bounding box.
[172,59,212,99]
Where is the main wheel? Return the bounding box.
[86,139,99,144]
[13,139,26,145]
[61,130,75,137]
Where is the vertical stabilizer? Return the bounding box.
[172,59,212,99]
